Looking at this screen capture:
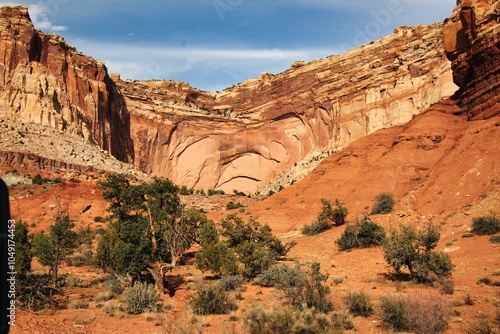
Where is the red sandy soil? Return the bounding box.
[5,104,500,333]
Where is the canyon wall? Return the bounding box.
[0,6,133,161]
[119,24,457,192]
[444,0,500,119]
[0,6,458,192]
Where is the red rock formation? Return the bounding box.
[0,6,133,161]
[444,0,500,119]
[0,6,458,193]
[118,24,457,192]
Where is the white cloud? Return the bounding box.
[70,40,339,91]
[0,1,67,32]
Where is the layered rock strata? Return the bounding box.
[117,24,457,192]
[0,6,457,192]
[0,6,133,161]
[444,0,500,119]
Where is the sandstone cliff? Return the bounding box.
[117,24,456,192]
[0,6,457,192]
[444,0,500,119]
[244,0,500,232]
[0,6,133,161]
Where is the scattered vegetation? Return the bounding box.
[336,218,386,251]
[371,192,394,214]
[31,173,51,185]
[343,290,374,317]
[226,201,244,210]
[490,235,500,243]
[195,214,292,278]
[467,314,496,334]
[382,223,453,283]
[189,284,236,315]
[245,305,338,334]
[256,264,303,287]
[97,174,209,293]
[123,282,160,314]
[472,216,500,235]
[275,262,333,313]
[381,293,451,333]
[13,220,32,278]
[208,189,225,196]
[69,299,89,310]
[32,212,79,279]
[218,275,243,291]
[302,199,348,235]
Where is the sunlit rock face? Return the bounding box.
[119,23,456,192]
[0,6,133,162]
[0,6,457,192]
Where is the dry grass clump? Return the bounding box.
[380,292,451,334]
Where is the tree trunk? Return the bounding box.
[147,262,172,294]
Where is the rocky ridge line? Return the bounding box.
[0,6,458,192]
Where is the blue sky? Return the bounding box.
[1,1,456,92]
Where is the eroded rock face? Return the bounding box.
[444,0,500,120]
[0,6,133,161]
[118,24,457,192]
[0,6,457,193]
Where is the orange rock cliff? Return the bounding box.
[0,5,462,192]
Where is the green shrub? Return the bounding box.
[123,282,160,314]
[335,225,358,250]
[189,284,235,315]
[472,216,500,235]
[256,264,304,287]
[226,201,244,210]
[276,263,333,313]
[233,189,246,196]
[477,277,492,285]
[179,185,194,195]
[330,309,355,331]
[302,199,348,235]
[94,216,104,223]
[490,235,500,243]
[218,275,243,291]
[412,251,454,283]
[245,305,334,334]
[32,173,50,185]
[371,192,394,214]
[343,290,374,317]
[302,219,330,236]
[208,189,225,196]
[336,219,386,250]
[380,294,409,331]
[383,223,453,283]
[196,215,291,279]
